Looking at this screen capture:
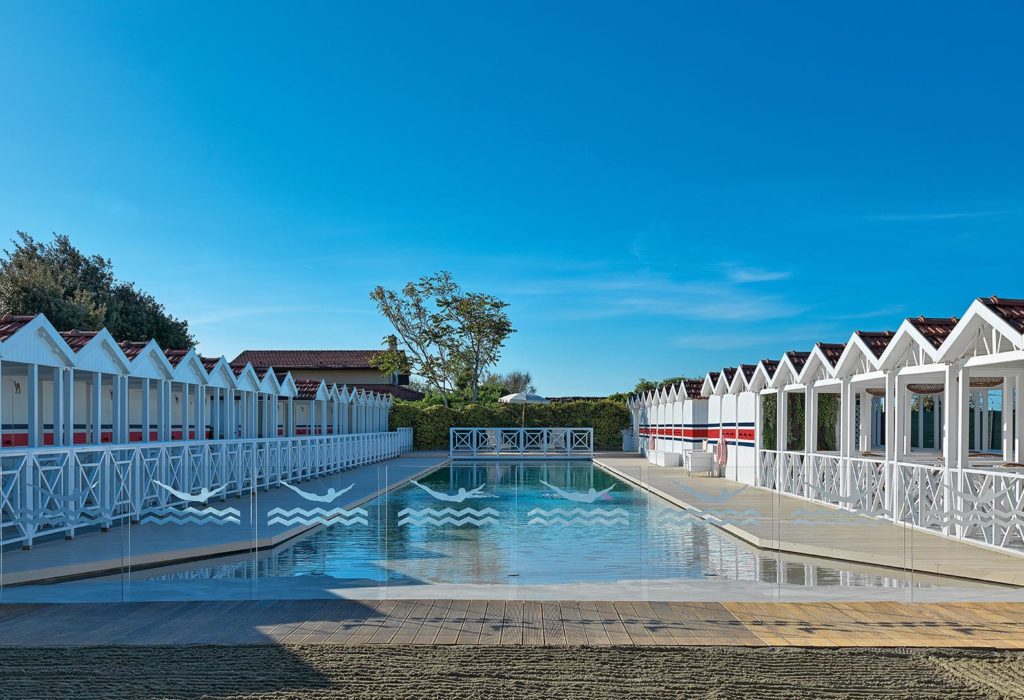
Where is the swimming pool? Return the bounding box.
[155,461,947,592]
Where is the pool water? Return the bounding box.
[160,462,933,590]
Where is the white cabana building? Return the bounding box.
[0,313,412,547]
[630,296,1024,555]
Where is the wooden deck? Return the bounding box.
[0,600,1021,647]
[596,456,1024,586]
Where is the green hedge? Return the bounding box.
[389,399,631,451]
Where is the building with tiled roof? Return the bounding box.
[231,348,422,401]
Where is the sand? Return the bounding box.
[0,645,1022,699]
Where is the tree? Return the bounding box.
[370,271,516,407]
[0,232,195,347]
[370,272,463,407]
[446,291,515,402]
[483,370,536,394]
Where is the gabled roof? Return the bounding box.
[681,378,704,399]
[748,359,778,392]
[785,351,810,374]
[202,356,237,389]
[345,383,425,401]
[118,340,149,361]
[231,350,384,370]
[163,348,191,367]
[120,339,175,379]
[938,296,1024,361]
[908,316,959,349]
[59,329,99,351]
[0,314,37,342]
[855,331,896,358]
[295,379,327,401]
[980,296,1024,334]
[817,343,845,367]
[834,331,893,377]
[61,328,131,374]
[700,371,720,397]
[769,351,810,389]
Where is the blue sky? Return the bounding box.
[1,2,1022,395]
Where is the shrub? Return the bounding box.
[389,399,630,451]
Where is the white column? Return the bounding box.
[981,390,990,452]
[860,393,873,452]
[287,397,294,437]
[141,379,151,442]
[916,396,924,450]
[933,394,941,449]
[804,386,817,454]
[157,380,167,441]
[1002,378,1013,462]
[884,372,896,463]
[63,369,74,446]
[27,364,39,447]
[196,385,206,440]
[893,373,908,463]
[51,367,63,447]
[120,375,129,443]
[972,390,981,451]
[776,390,787,453]
[1015,376,1024,464]
[91,373,102,444]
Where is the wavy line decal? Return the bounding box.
[266,505,369,527]
[397,506,500,527]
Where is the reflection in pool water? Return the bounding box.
[153,462,952,591]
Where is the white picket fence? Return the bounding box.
[0,428,413,546]
[757,450,1024,554]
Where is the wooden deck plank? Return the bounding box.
[522,600,544,645]
[500,600,525,645]
[435,599,467,645]
[541,601,566,645]
[411,599,452,645]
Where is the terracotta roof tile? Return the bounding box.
[200,356,220,371]
[721,367,737,383]
[739,364,757,382]
[0,314,37,342]
[118,340,149,361]
[60,329,99,352]
[855,331,896,358]
[909,316,959,349]
[760,359,779,379]
[682,378,704,398]
[294,379,322,400]
[980,296,1024,334]
[707,371,720,385]
[785,351,810,373]
[163,348,190,367]
[231,350,383,370]
[817,343,846,367]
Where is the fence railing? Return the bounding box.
[0,427,413,547]
[449,427,594,458]
[757,449,1024,554]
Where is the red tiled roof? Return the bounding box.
[980,296,1024,334]
[60,329,99,352]
[163,348,190,367]
[817,343,846,367]
[200,356,220,371]
[682,378,704,397]
[118,340,149,361]
[909,316,959,349]
[231,350,383,370]
[739,364,757,382]
[760,359,779,379]
[707,371,720,385]
[294,379,322,400]
[785,351,810,373]
[855,331,896,358]
[0,314,36,342]
[721,367,737,383]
